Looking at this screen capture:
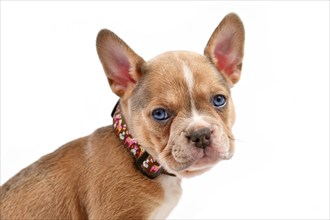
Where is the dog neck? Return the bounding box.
[112,101,175,179]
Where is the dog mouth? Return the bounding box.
[188,149,232,169]
[162,143,233,176]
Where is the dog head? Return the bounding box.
[97,13,244,178]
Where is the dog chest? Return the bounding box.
[148,176,182,219]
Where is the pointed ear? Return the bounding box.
[96,29,145,97]
[204,13,245,86]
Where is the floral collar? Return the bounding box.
[112,101,175,179]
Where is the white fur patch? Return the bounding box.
[182,63,197,113]
[182,62,210,126]
[182,63,194,95]
[148,176,182,219]
[191,109,205,123]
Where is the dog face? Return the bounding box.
[97,13,244,178]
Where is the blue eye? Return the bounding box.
[213,95,227,108]
[152,108,170,121]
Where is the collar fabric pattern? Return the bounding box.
[112,103,164,179]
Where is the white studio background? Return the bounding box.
[1,1,329,219]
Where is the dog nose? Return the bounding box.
[187,128,211,149]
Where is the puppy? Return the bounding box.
[0,13,244,219]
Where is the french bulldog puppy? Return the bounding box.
[0,12,244,219]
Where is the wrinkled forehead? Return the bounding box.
[132,51,230,110]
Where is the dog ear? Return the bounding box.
[96,29,145,98]
[204,13,245,86]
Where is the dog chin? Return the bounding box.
[165,149,231,178]
[179,167,213,178]
[176,158,223,178]
[181,157,221,177]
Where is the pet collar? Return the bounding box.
[112,101,175,179]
